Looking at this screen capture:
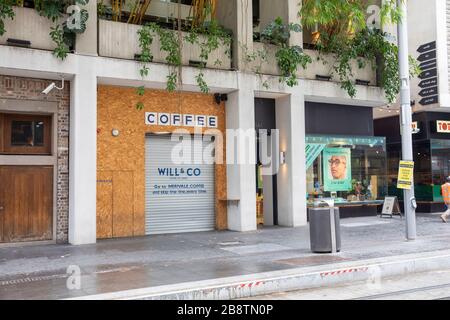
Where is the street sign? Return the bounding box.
[419,68,437,79]
[417,41,436,53]
[418,77,438,88]
[419,95,439,106]
[417,41,439,106]
[419,86,438,97]
[419,59,437,70]
[417,50,436,62]
[397,161,415,190]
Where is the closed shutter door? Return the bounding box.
[145,135,215,235]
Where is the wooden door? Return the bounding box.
[0,166,53,243]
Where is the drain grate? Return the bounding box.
[0,274,68,286]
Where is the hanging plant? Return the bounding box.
[0,0,15,36]
[300,0,419,102]
[135,21,183,109]
[316,29,421,102]
[261,17,312,87]
[0,0,90,60]
[135,23,155,110]
[185,18,232,93]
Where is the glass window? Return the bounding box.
[431,139,450,202]
[306,135,387,206]
[11,120,45,147]
[0,113,51,155]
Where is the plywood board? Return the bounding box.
[97,86,228,238]
[97,171,113,239]
[112,170,134,238]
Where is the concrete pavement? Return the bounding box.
[243,269,450,300]
[0,214,449,299]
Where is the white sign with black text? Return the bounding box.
[381,196,402,218]
[145,112,218,128]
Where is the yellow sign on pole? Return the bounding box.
[397,161,415,190]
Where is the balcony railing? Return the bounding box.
[99,19,232,70]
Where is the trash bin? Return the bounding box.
[309,206,341,253]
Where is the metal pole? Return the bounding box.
[397,0,417,240]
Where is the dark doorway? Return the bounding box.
[255,98,278,226]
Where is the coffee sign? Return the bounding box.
[437,121,450,133]
[145,112,218,128]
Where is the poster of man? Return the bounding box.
[323,148,352,192]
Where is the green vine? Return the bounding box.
[299,0,419,102]
[185,18,232,93]
[135,23,155,110]
[135,22,183,109]
[241,43,270,90]
[0,0,15,36]
[315,28,420,103]
[49,24,68,59]
[0,0,90,60]
[261,17,312,87]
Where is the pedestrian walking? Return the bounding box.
[441,177,450,223]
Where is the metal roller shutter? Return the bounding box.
[145,134,215,235]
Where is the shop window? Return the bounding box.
[0,113,52,155]
[431,139,450,202]
[306,135,387,206]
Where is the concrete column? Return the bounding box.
[216,0,253,70]
[276,93,307,227]
[75,0,98,56]
[260,0,302,47]
[226,73,257,231]
[69,71,97,245]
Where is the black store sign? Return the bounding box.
[417,41,439,106]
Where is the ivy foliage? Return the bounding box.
[261,17,312,87]
[0,0,90,60]
[185,18,232,93]
[0,0,15,36]
[300,0,419,102]
[137,22,181,94]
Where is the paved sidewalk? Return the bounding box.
[0,213,449,299]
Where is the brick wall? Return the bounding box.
[0,75,70,243]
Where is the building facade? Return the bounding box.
[374,0,450,212]
[0,0,388,245]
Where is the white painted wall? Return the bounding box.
[226,73,257,232]
[69,71,97,245]
[76,0,98,56]
[276,94,307,227]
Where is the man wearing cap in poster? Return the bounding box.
[440,176,450,223]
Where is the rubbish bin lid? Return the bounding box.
[313,199,335,208]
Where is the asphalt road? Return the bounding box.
[243,270,450,300]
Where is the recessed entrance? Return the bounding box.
[255,98,278,226]
[0,112,54,244]
[0,166,53,243]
